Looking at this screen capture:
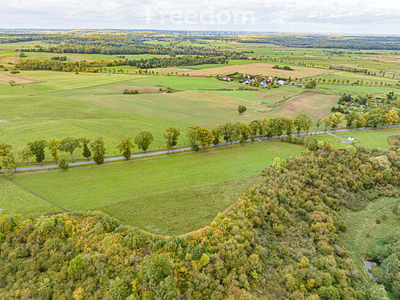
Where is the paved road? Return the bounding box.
[4,125,400,173]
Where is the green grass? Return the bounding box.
[0,176,60,216]
[340,197,400,297]
[319,84,399,95]
[334,128,400,149]
[313,128,400,149]
[9,140,304,235]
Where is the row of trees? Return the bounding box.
[19,43,232,57]
[16,55,228,73]
[0,130,156,173]
[0,137,104,174]
[2,109,400,173]
[127,56,228,69]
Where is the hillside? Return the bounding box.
[1,144,399,299]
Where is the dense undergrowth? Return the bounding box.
[1,144,400,299]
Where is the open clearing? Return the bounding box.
[340,197,400,290]
[186,63,335,78]
[8,141,304,235]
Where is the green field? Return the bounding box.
[7,140,304,235]
[0,176,60,216]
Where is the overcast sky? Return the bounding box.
[1,0,399,34]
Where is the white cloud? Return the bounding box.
[0,0,399,34]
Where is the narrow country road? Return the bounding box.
[4,125,400,173]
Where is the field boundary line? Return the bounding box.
[0,175,70,212]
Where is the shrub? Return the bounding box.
[306,138,318,151]
[58,159,69,171]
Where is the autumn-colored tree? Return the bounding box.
[295,114,313,135]
[356,114,367,129]
[345,112,359,130]
[0,143,13,170]
[164,127,180,152]
[284,118,295,135]
[117,136,134,160]
[186,125,201,147]
[386,108,399,126]
[1,151,16,174]
[329,112,345,131]
[46,139,60,165]
[198,127,213,150]
[219,122,235,143]
[250,121,260,140]
[211,125,221,146]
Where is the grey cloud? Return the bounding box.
[0,0,399,33]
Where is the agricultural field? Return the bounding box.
[186,62,335,78]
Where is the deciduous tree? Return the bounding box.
[79,137,92,161]
[59,137,81,163]
[135,131,154,152]
[1,151,16,174]
[91,137,106,164]
[46,139,60,164]
[164,127,180,152]
[18,146,33,168]
[238,105,247,114]
[186,125,201,148]
[219,122,235,143]
[117,136,134,160]
[28,140,46,166]
[198,127,213,150]
[329,112,345,131]
[211,125,221,146]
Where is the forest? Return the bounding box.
[235,35,400,50]
[15,56,228,72]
